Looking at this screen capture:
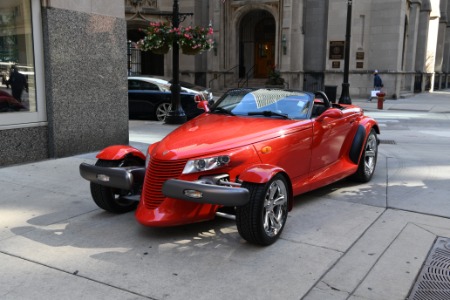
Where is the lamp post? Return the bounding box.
[339,0,352,104]
[128,0,193,123]
[165,0,187,124]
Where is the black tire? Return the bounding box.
[155,102,172,121]
[90,157,144,213]
[236,174,289,246]
[350,129,378,182]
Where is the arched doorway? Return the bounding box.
[239,10,276,79]
[127,28,165,76]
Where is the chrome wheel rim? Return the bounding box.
[156,103,172,121]
[263,179,288,237]
[364,133,377,177]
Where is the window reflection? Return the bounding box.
[0,0,35,113]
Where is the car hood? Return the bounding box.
[151,114,312,160]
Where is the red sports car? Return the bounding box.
[80,88,380,245]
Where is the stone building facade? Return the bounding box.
[0,0,448,166]
[126,0,450,100]
[0,0,128,166]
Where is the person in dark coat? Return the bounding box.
[7,66,28,102]
[373,70,383,90]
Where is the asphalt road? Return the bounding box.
[1,91,450,300]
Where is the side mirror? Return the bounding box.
[315,108,343,122]
[195,94,210,112]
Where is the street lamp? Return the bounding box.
[339,0,352,104]
[129,0,193,124]
[165,0,187,124]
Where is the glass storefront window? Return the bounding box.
[0,0,45,127]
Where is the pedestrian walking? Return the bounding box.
[369,70,383,101]
[7,65,28,102]
[373,70,383,90]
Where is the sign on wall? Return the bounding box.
[329,41,344,60]
[332,61,340,68]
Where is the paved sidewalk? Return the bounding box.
[352,90,450,113]
[0,90,449,300]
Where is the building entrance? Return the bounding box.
[254,18,275,78]
[239,10,275,79]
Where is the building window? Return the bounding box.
[0,0,46,128]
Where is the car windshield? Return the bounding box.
[212,89,313,120]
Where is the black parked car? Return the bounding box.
[128,77,212,121]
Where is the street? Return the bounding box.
[1,91,450,299]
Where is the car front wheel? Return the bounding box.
[236,174,289,246]
[155,102,172,121]
[90,157,144,213]
[350,128,378,182]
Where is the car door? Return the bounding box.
[310,108,354,172]
[252,121,314,194]
[128,79,164,118]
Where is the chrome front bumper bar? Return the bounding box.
[79,163,145,190]
[162,178,249,206]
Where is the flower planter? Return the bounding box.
[181,45,203,55]
[151,44,170,55]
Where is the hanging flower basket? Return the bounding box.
[151,43,170,55]
[138,23,214,56]
[176,25,214,56]
[181,44,203,55]
[137,22,173,54]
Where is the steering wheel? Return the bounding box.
[314,91,332,109]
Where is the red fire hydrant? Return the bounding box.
[376,92,385,110]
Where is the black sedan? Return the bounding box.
[128,77,208,121]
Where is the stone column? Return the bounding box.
[444,2,450,87]
[404,1,421,91]
[416,0,431,75]
[435,1,448,73]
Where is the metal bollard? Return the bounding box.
[376,92,385,110]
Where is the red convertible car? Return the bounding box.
[80,88,380,245]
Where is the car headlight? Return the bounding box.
[182,155,230,174]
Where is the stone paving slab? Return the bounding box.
[304,209,450,300]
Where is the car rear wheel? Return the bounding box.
[236,174,289,245]
[90,157,144,213]
[350,129,378,182]
[155,102,172,121]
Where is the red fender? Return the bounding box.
[96,145,146,161]
[239,164,294,211]
[239,164,285,184]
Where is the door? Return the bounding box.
[128,79,163,118]
[254,42,274,78]
[310,110,356,172]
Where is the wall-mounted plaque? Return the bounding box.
[356,62,364,68]
[332,61,341,68]
[356,52,364,60]
[329,41,344,59]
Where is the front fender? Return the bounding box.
[239,164,285,184]
[96,145,146,161]
[349,121,380,164]
[239,164,294,211]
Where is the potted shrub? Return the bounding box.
[265,66,285,88]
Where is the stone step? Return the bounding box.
[399,91,415,99]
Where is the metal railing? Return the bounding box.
[237,64,255,88]
[208,65,239,88]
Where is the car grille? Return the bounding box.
[143,158,187,210]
